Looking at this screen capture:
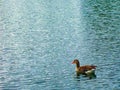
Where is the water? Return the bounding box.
[0,0,120,90]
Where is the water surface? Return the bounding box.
[0,0,120,90]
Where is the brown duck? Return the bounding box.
[72,59,97,75]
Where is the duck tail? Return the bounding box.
[91,65,97,69]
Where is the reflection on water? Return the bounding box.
[0,0,120,90]
[75,72,96,80]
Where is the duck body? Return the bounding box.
[75,65,96,74]
[72,59,97,75]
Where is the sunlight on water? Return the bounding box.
[0,0,120,90]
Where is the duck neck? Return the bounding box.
[76,62,80,68]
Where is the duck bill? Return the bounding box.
[72,61,75,64]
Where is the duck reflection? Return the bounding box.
[76,71,96,79]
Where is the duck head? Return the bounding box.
[72,59,80,67]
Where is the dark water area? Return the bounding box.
[0,0,120,90]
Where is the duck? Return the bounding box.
[72,59,97,75]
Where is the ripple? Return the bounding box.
[0,0,120,90]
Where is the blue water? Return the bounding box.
[0,0,120,90]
